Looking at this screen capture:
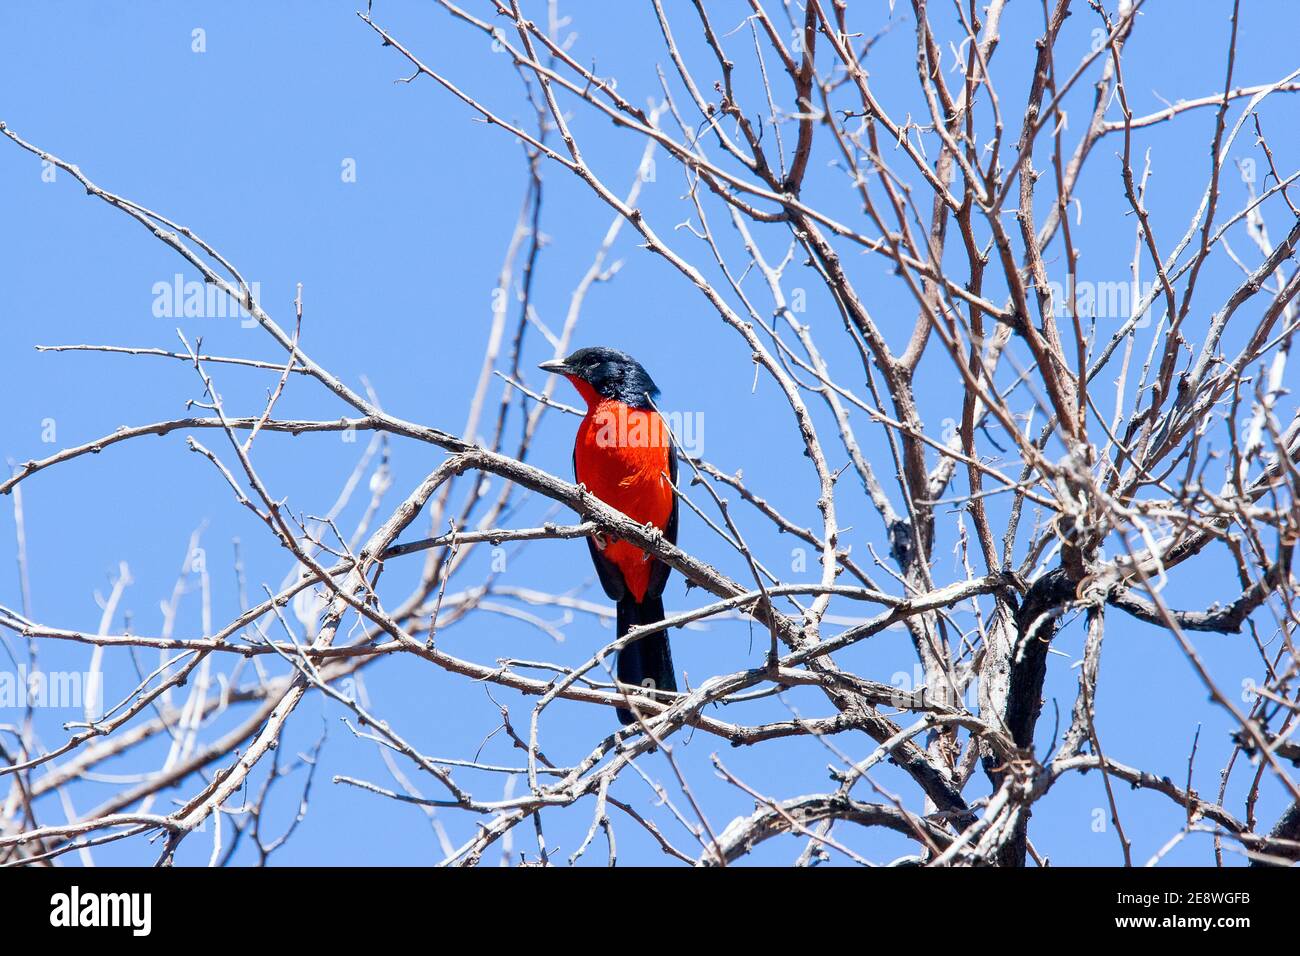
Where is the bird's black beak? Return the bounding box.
[537,359,570,375]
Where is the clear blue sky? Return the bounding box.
[1,1,1296,865]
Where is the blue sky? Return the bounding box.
[1,1,1297,866]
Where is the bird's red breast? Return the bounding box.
[571,380,674,602]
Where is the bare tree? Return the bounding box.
[2,0,1298,867]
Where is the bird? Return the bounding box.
[538,347,678,724]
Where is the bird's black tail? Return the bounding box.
[615,594,676,725]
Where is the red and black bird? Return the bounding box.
[539,347,678,724]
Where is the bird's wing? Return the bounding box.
[576,444,629,602]
[643,429,678,600]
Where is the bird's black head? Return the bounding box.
[538,347,661,409]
